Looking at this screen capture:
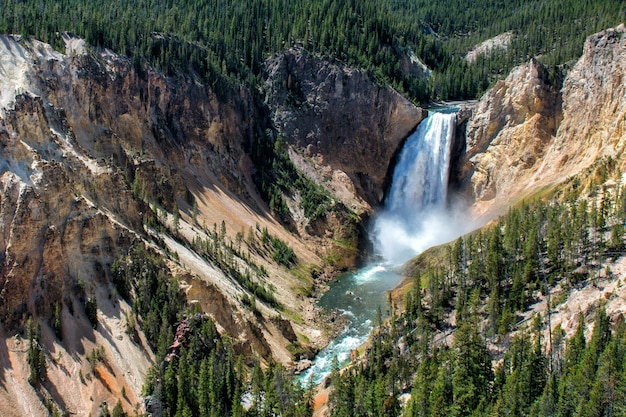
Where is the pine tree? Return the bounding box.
[26,317,47,385]
[450,319,493,416]
[429,362,453,417]
[580,337,624,417]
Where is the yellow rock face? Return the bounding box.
[458,26,626,218]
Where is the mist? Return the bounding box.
[372,201,476,264]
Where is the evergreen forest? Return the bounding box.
[328,160,626,416]
[8,1,626,416]
[0,0,624,103]
[110,244,312,417]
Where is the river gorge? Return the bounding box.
[302,109,473,384]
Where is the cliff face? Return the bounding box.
[0,33,424,415]
[264,48,425,213]
[550,25,626,173]
[456,25,626,216]
[0,34,290,416]
[453,58,562,213]
[0,32,267,318]
[0,34,272,416]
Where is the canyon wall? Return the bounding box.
[0,33,270,416]
[264,48,425,214]
[0,34,423,415]
[455,25,625,217]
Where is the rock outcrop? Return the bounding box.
[453,58,562,212]
[465,32,513,64]
[455,25,625,216]
[549,25,626,174]
[263,48,425,213]
[0,33,424,416]
[0,34,313,416]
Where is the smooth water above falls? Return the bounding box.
[300,110,459,385]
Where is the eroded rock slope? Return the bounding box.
[264,48,425,213]
[0,32,425,415]
[455,25,626,217]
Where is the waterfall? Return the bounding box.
[300,110,467,385]
[373,111,457,263]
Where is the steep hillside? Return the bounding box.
[455,24,626,218]
[328,158,626,416]
[0,33,276,416]
[264,48,425,213]
[0,33,422,415]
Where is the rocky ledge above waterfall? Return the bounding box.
[263,48,426,214]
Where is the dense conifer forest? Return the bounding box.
[328,160,626,416]
[1,0,624,103]
[107,244,312,417]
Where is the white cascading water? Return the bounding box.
[300,110,466,385]
[373,111,457,263]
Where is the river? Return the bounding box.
[300,109,462,385]
[299,264,402,385]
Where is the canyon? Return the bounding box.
[0,22,624,416]
[0,33,420,415]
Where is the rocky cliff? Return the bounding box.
[453,58,562,213]
[0,33,424,415]
[455,25,625,216]
[263,48,425,214]
[0,33,279,416]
